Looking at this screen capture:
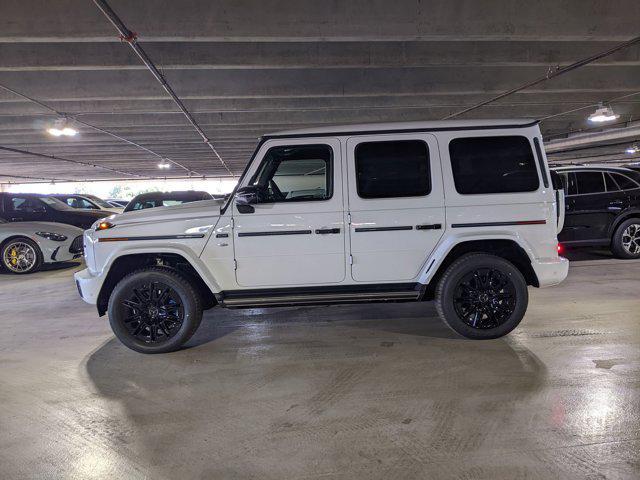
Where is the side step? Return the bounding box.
[219,286,422,308]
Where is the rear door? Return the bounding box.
[568,171,614,242]
[345,133,445,282]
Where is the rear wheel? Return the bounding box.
[611,218,640,259]
[435,253,528,339]
[1,237,43,274]
[108,267,203,353]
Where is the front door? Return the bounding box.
[345,133,445,282]
[233,138,346,287]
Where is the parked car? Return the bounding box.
[623,164,640,174]
[75,119,568,354]
[50,194,123,214]
[0,218,83,274]
[552,165,640,258]
[106,199,129,208]
[123,191,213,212]
[0,193,110,230]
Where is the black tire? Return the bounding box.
[435,253,528,339]
[1,237,43,274]
[108,267,203,354]
[610,218,640,259]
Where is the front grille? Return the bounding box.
[69,235,84,254]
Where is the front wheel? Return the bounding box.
[1,237,43,274]
[435,253,528,339]
[108,267,203,353]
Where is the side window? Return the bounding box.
[10,196,42,212]
[78,198,98,209]
[355,140,430,198]
[604,173,620,192]
[575,172,605,194]
[251,144,332,202]
[610,173,639,190]
[449,136,539,194]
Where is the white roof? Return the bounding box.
[268,119,537,137]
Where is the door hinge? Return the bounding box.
[347,213,352,224]
[231,217,235,229]
[233,259,238,270]
[349,255,353,265]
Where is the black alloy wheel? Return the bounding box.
[435,253,528,339]
[108,267,203,353]
[452,267,516,329]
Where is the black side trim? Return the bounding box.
[355,226,413,232]
[98,234,206,242]
[223,283,421,298]
[215,233,229,238]
[416,223,442,230]
[238,229,312,237]
[315,228,341,234]
[264,121,539,140]
[451,220,547,228]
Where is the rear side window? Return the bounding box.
[610,172,639,190]
[575,172,605,194]
[355,140,430,198]
[449,136,539,194]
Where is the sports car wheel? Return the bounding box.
[1,237,43,274]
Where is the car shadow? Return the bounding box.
[84,303,547,477]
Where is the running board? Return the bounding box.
[220,289,421,308]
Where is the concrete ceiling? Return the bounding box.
[1,0,639,183]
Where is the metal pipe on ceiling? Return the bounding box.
[0,145,146,178]
[0,83,201,177]
[93,0,234,177]
[545,123,640,153]
[443,34,640,120]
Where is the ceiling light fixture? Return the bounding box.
[588,105,619,123]
[47,118,78,137]
[157,160,171,169]
[626,145,639,155]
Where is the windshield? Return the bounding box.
[39,196,74,210]
[83,194,114,209]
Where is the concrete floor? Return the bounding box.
[0,252,638,479]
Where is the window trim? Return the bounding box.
[353,139,431,200]
[448,135,541,196]
[248,143,334,204]
[562,170,640,197]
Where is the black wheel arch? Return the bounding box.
[422,239,538,301]
[607,208,640,239]
[96,253,216,316]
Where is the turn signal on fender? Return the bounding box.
[96,221,115,231]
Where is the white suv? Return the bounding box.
[75,120,569,353]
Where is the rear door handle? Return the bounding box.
[416,224,442,230]
[315,228,341,234]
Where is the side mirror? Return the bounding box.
[235,186,260,213]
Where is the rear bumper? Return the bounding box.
[532,256,569,287]
[74,268,103,305]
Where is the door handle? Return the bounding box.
[315,228,341,234]
[416,224,442,230]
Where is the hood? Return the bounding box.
[107,198,223,226]
[0,221,83,237]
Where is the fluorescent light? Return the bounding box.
[626,145,639,155]
[588,106,619,123]
[47,128,63,137]
[61,127,78,136]
[157,162,171,169]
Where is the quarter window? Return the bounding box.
[575,172,605,194]
[251,144,332,202]
[610,172,639,190]
[449,136,539,194]
[355,140,430,199]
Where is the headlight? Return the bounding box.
[96,221,115,231]
[36,231,68,242]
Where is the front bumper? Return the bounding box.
[531,256,569,288]
[74,267,103,305]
